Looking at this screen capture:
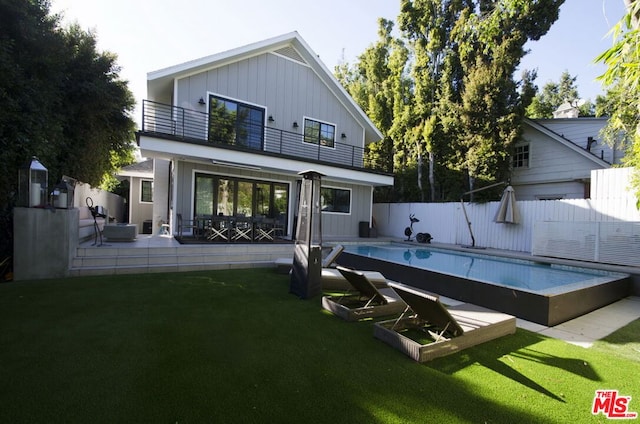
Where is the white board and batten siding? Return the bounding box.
[175,51,366,152]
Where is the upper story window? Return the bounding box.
[141,180,153,203]
[303,118,335,148]
[208,95,264,150]
[513,144,529,168]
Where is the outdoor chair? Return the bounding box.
[374,282,516,362]
[321,244,344,268]
[321,266,407,321]
[177,213,200,238]
[207,215,230,242]
[254,217,276,242]
[232,217,253,242]
[275,244,344,274]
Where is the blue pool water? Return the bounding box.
[344,244,628,295]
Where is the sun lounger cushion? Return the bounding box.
[322,268,387,290]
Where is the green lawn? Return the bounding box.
[0,269,638,423]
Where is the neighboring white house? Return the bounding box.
[511,117,625,200]
[117,159,154,233]
[136,32,394,239]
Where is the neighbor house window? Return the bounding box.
[141,180,153,203]
[513,144,529,168]
[303,118,335,148]
[321,187,350,213]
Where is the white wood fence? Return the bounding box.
[372,168,640,265]
[373,198,640,252]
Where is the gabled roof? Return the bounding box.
[147,32,383,143]
[523,118,610,167]
[118,159,154,178]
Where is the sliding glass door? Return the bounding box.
[194,173,289,233]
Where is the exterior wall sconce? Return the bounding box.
[198,97,206,105]
[292,121,299,128]
[268,115,274,123]
[341,133,346,139]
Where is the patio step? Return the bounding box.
[69,242,295,277]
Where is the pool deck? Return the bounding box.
[441,293,640,348]
[77,235,640,348]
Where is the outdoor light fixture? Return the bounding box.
[18,156,48,208]
[268,115,274,122]
[198,97,206,105]
[292,121,299,128]
[341,133,346,139]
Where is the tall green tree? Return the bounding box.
[449,0,562,192]
[526,70,595,118]
[596,0,640,205]
[0,0,136,260]
[399,0,471,201]
[335,18,414,200]
[396,0,563,199]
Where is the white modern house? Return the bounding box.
[511,117,625,200]
[136,32,393,240]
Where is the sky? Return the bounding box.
[50,0,628,125]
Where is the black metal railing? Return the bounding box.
[141,100,366,169]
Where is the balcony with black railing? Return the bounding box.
[140,100,367,169]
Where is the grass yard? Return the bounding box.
[0,269,638,423]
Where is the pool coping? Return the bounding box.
[336,244,632,327]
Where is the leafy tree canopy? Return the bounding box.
[596,0,640,205]
[0,0,136,258]
[338,0,564,202]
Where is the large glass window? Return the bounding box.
[321,187,350,214]
[303,118,335,148]
[208,95,265,150]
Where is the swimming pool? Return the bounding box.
[338,243,630,326]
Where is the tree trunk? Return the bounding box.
[417,151,424,202]
[428,150,435,201]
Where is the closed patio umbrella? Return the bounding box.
[494,185,520,224]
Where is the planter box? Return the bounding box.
[103,223,138,241]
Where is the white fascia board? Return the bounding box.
[118,171,153,178]
[138,135,393,187]
[147,32,299,81]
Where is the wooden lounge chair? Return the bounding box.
[275,244,344,274]
[374,282,516,362]
[321,267,407,321]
